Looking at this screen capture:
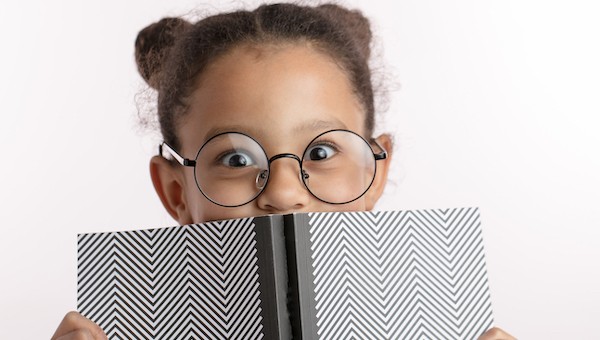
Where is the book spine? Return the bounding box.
[254,215,292,339]
[284,213,318,339]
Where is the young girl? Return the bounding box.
[52,3,513,339]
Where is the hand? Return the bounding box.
[50,311,512,340]
[478,327,516,340]
[51,311,107,340]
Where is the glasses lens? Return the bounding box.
[301,130,376,204]
[194,133,269,207]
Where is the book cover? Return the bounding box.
[77,207,494,339]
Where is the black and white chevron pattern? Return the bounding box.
[308,208,493,339]
[77,218,264,339]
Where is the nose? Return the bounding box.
[255,154,310,213]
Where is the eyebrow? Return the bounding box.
[203,125,250,142]
[202,119,348,142]
[292,119,348,134]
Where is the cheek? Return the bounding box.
[338,198,368,212]
[181,179,219,223]
[317,172,373,203]
[186,189,264,223]
[187,194,233,223]
[311,197,368,213]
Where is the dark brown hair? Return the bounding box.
[135,3,375,149]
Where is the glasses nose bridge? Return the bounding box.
[266,152,307,183]
[268,152,302,165]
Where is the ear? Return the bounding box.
[149,155,193,224]
[365,133,393,210]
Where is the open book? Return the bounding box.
[77,207,494,339]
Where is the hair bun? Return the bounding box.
[316,4,372,60]
[135,17,191,89]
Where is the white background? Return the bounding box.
[1,0,599,338]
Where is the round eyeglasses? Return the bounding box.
[159,129,387,207]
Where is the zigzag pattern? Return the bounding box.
[308,208,493,339]
[77,218,264,339]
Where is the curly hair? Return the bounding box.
[135,3,376,149]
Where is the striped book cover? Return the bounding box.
[77,207,494,339]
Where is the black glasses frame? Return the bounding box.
[159,129,387,207]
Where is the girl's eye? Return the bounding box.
[220,152,255,167]
[305,144,337,161]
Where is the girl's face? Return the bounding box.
[150,43,392,224]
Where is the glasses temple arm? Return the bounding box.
[159,142,197,167]
[371,139,388,160]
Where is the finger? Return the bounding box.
[51,311,107,340]
[478,327,517,340]
[53,328,94,340]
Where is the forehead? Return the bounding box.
[178,43,365,154]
